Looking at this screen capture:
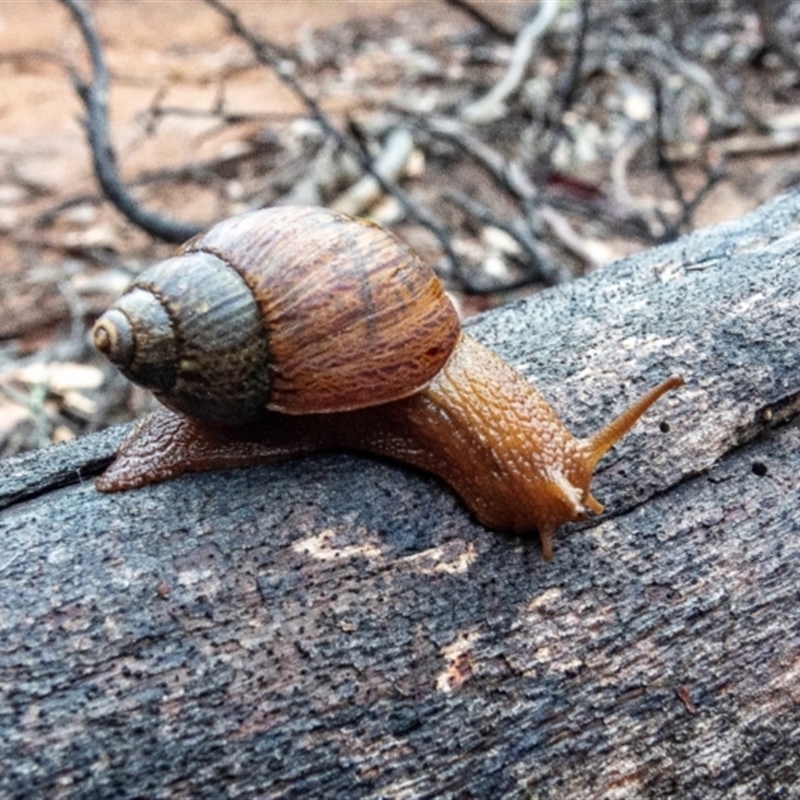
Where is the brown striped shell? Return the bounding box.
[92,207,461,424]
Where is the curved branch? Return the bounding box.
[60,0,202,243]
[462,0,560,123]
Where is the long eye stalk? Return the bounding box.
[585,375,684,470]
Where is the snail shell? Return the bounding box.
[93,207,460,423]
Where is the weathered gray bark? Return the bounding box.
[1,192,799,799]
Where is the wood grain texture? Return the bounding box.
[1,192,799,799]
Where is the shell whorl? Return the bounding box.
[92,252,270,424]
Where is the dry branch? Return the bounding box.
[1,192,799,797]
[461,0,560,124]
[441,0,516,43]
[60,0,202,243]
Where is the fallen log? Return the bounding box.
[1,191,799,798]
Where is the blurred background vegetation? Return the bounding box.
[1,0,798,457]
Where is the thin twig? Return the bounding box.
[0,552,20,576]
[331,128,415,216]
[441,0,515,42]
[60,0,202,243]
[652,76,727,241]
[419,116,538,204]
[541,0,592,164]
[444,191,565,287]
[613,30,741,129]
[653,77,688,210]
[753,0,800,75]
[555,0,591,122]
[462,0,560,124]
[32,141,278,229]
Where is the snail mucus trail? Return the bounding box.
[92,206,683,560]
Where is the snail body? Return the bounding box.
[94,207,682,560]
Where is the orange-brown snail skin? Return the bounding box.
[93,206,682,560]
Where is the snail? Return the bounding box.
[92,206,682,560]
